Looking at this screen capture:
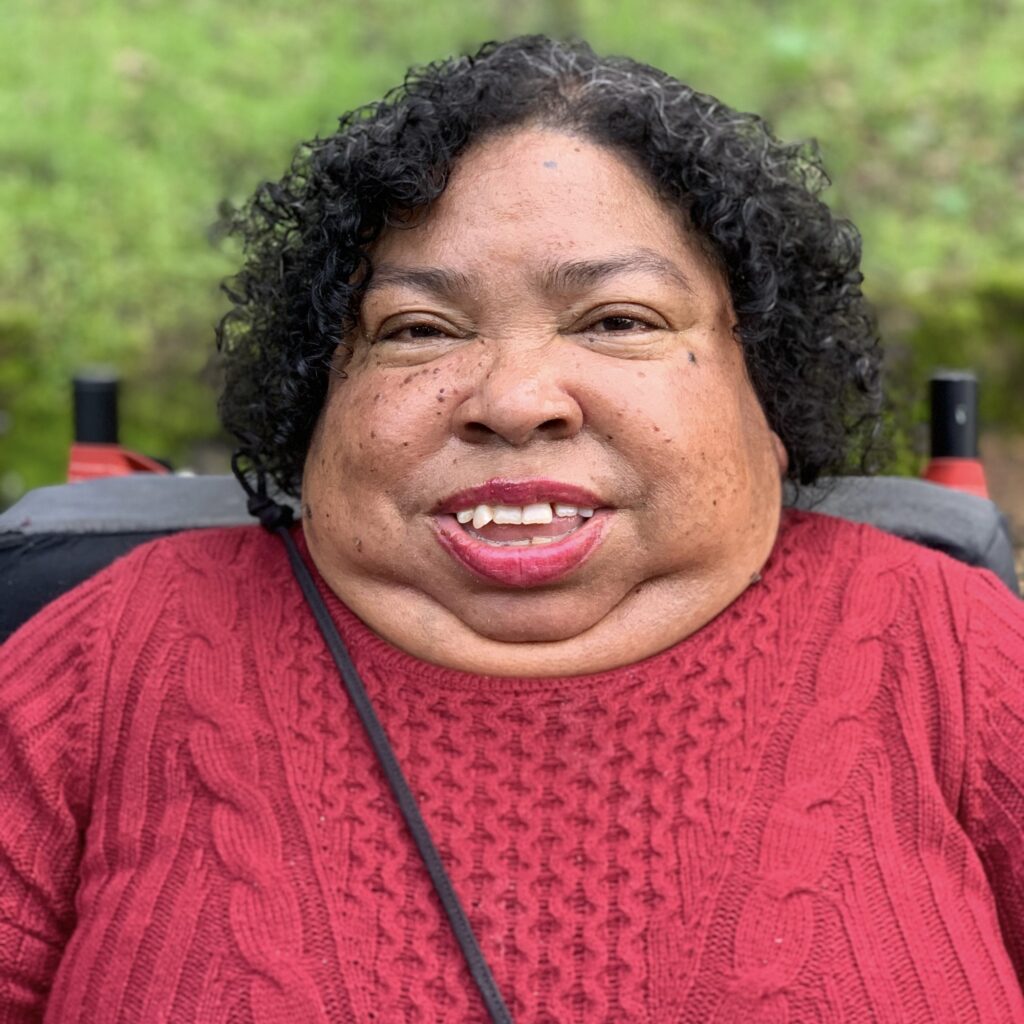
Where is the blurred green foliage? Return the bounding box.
[2,0,1022,498]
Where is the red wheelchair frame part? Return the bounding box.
[922,456,989,499]
[68,442,171,483]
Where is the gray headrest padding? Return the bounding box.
[0,475,259,533]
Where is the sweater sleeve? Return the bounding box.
[958,567,1024,987]
[0,570,110,1022]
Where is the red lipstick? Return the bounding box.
[432,478,612,588]
[435,478,604,513]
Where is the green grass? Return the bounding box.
[2,0,1022,498]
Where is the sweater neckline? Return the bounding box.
[286,510,810,694]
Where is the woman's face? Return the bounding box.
[302,129,786,676]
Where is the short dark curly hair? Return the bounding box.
[218,35,882,495]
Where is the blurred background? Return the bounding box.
[2,0,1022,563]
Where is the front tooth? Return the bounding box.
[554,503,579,518]
[472,504,494,529]
[492,505,523,525]
[456,509,474,524]
[522,502,553,525]
[579,507,595,517]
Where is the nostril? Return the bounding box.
[463,421,497,439]
[538,417,569,435]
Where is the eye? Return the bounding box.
[377,321,451,343]
[593,315,649,332]
[582,312,661,335]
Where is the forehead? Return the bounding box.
[368,128,717,287]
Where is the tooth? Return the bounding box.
[492,505,523,525]
[472,504,493,529]
[531,536,558,545]
[579,507,595,517]
[456,509,474,524]
[554,503,578,518]
[522,502,553,525]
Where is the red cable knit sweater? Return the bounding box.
[1,510,1022,1023]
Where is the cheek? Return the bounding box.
[625,361,765,510]
[341,343,493,451]
[305,383,383,511]
[308,368,452,495]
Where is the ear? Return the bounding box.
[770,431,789,478]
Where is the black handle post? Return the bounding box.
[930,371,978,459]
[73,370,120,444]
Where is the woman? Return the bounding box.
[2,36,1022,1023]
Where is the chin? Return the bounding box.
[453,596,611,645]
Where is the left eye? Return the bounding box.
[589,316,650,332]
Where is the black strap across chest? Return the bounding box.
[231,448,512,1019]
[273,515,513,1023]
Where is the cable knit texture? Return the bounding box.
[1,510,1022,1023]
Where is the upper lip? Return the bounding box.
[435,478,607,513]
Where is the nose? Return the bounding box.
[453,345,584,447]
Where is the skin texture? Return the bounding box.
[302,129,787,677]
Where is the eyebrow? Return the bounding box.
[363,247,693,302]
[362,265,475,300]
[537,248,694,295]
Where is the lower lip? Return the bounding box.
[433,512,611,587]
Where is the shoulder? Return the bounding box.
[780,507,1019,607]
[2,524,289,679]
[85,524,290,614]
[112,523,283,580]
[779,510,1023,801]
[775,509,1022,675]
[1,524,297,770]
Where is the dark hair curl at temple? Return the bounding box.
[217,35,882,494]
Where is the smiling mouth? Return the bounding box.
[432,490,610,587]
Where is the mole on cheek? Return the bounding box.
[688,352,698,364]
